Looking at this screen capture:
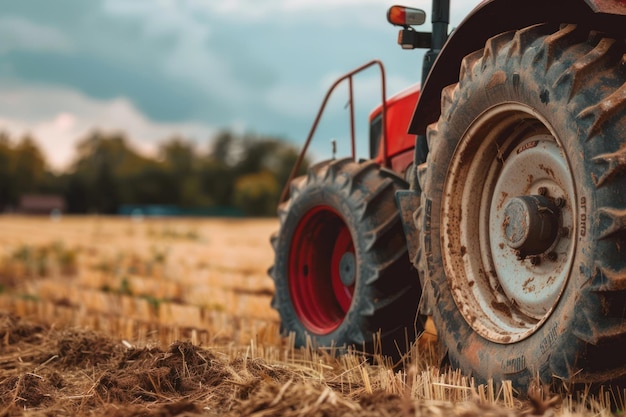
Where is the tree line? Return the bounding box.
[0,130,309,216]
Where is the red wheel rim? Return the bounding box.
[288,206,356,335]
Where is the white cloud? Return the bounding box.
[0,16,74,54]
[0,0,485,173]
[97,0,482,124]
[102,0,250,104]
[0,85,217,171]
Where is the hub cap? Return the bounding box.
[288,206,355,335]
[339,252,357,286]
[502,195,560,255]
[442,104,577,343]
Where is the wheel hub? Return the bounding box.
[339,252,356,286]
[503,195,560,257]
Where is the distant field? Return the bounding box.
[0,215,280,346]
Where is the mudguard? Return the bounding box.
[409,0,626,136]
[586,0,626,14]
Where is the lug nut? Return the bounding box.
[546,252,557,261]
[538,187,548,196]
[515,250,524,261]
[530,256,541,266]
[555,197,566,208]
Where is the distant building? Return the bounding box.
[18,194,66,215]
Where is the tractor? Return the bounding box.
[269,0,626,391]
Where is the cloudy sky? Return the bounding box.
[0,0,480,170]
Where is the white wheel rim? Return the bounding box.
[442,103,577,343]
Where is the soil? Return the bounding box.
[0,311,594,417]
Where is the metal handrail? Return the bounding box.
[279,59,388,204]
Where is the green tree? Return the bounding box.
[0,128,309,216]
[0,132,66,211]
[158,137,212,207]
[68,131,152,213]
[0,132,15,210]
[233,171,280,216]
[199,131,237,207]
[227,134,309,216]
[211,131,236,165]
[13,134,46,194]
[159,137,195,177]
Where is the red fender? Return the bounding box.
[409,0,626,135]
[586,0,626,14]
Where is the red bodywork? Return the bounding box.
[370,84,420,177]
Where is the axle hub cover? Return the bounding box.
[503,195,559,256]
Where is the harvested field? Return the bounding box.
[0,216,620,416]
[0,216,278,346]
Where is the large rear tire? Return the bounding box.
[270,158,419,357]
[418,24,626,389]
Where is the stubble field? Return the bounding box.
[0,216,618,416]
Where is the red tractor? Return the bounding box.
[270,0,626,391]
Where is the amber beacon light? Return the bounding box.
[387,5,426,26]
[387,5,428,49]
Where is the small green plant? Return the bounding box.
[151,247,168,264]
[52,242,78,275]
[185,229,200,240]
[141,295,162,314]
[19,293,40,301]
[9,242,79,278]
[94,260,113,273]
[12,245,32,262]
[119,277,133,296]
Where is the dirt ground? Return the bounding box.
[2,311,586,417]
[0,216,618,416]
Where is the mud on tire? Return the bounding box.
[418,23,626,389]
[270,158,419,358]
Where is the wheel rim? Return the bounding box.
[442,103,577,343]
[288,205,355,335]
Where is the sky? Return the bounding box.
[0,0,481,170]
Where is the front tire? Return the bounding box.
[419,24,626,389]
[270,158,419,357]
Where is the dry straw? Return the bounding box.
[0,217,622,416]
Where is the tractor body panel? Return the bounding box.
[370,84,420,177]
